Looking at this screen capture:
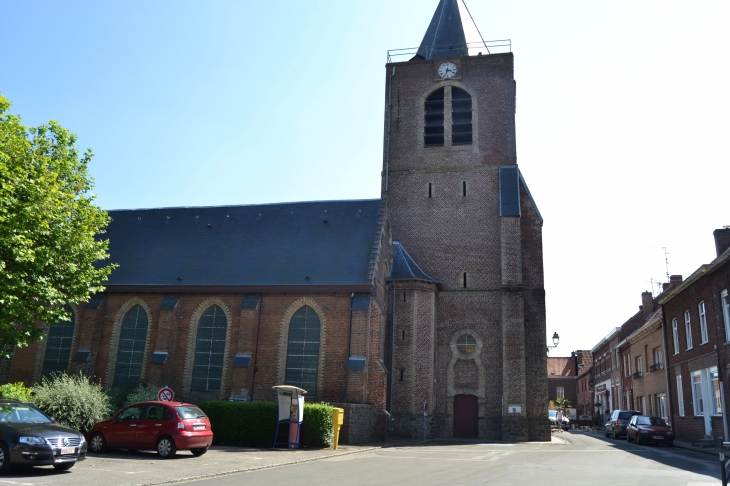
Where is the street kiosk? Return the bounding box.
[272,385,306,449]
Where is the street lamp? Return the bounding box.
[546,332,560,355]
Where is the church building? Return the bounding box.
[7,0,549,442]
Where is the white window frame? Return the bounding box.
[672,319,680,355]
[711,366,722,415]
[657,394,667,421]
[636,356,643,376]
[641,396,647,415]
[653,347,663,368]
[722,289,730,342]
[699,301,708,344]
[676,374,685,417]
[556,386,565,399]
[685,311,693,350]
[691,371,704,416]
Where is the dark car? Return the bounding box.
[604,410,641,438]
[0,399,87,474]
[86,401,213,458]
[626,415,674,446]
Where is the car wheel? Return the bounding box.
[604,428,608,437]
[89,432,108,453]
[626,433,631,443]
[191,447,208,457]
[0,442,12,475]
[666,441,673,447]
[156,436,177,459]
[53,462,75,471]
[636,434,642,445]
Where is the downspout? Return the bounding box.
[344,293,354,403]
[250,296,263,401]
[660,305,674,428]
[385,66,396,193]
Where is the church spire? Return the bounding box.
[415,0,488,60]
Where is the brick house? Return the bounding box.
[547,356,577,407]
[592,328,620,425]
[660,229,730,445]
[5,0,550,442]
[576,356,593,425]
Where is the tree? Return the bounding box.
[0,94,116,354]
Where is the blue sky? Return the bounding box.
[2,0,729,354]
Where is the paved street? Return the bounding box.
[0,431,723,486]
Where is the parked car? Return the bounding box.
[548,410,569,429]
[626,415,674,446]
[604,410,641,438]
[0,398,87,474]
[86,401,213,458]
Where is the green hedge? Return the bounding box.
[198,401,333,448]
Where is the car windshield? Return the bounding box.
[618,412,636,420]
[175,405,207,419]
[637,416,665,426]
[0,403,52,424]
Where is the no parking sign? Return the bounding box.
[158,386,174,402]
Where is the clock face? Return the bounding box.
[438,62,457,79]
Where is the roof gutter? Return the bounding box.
[103,284,375,294]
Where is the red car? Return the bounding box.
[626,415,674,446]
[86,401,213,458]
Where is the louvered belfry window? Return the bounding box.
[42,306,75,377]
[424,87,445,146]
[191,305,227,392]
[113,304,149,388]
[285,306,321,395]
[451,87,473,145]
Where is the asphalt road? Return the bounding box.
[188,432,723,486]
[0,431,723,486]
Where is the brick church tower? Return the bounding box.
[384,0,549,441]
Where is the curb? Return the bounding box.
[140,446,381,486]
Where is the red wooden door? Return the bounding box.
[454,394,478,438]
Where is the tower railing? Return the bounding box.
[387,39,511,63]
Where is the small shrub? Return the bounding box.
[197,401,333,448]
[0,382,33,402]
[123,383,159,407]
[32,373,112,434]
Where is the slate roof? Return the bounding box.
[102,199,383,289]
[387,242,439,284]
[415,0,488,60]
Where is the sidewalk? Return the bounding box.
[575,425,720,457]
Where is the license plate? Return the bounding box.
[194,424,206,430]
[61,447,75,455]
[652,436,663,440]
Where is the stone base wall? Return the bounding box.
[501,416,528,441]
[527,416,551,441]
[332,402,375,445]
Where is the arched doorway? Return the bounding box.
[454,394,478,438]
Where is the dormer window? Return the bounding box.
[424,88,445,146]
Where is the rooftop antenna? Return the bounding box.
[663,247,670,282]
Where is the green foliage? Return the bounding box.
[122,383,159,407]
[31,373,112,434]
[0,95,116,354]
[0,381,33,401]
[197,401,333,448]
[554,397,572,410]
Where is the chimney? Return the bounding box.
[662,282,672,292]
[714,228,730,257]
[641,291,654,318]
[670,275,683,285]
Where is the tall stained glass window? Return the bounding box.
[191,305,227,392]
[42,306,75,377]
[285,306,321,395]
[113,304,149,388]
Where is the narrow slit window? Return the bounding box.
[424,88,444,146]
[403,291,406,302]
[451,87,472,145]
[462,181,467,197]
[402,329,405,340]
[463,272,467,288]
[428,183,432,198]
[400,369,404,381]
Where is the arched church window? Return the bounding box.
[42,306,75,377]
[451,87,472,145]
[113,304,149,388]
[191,305,227,392]
[285,306,321,395]
[424,88,445,146]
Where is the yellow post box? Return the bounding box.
[332,407,344,449]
